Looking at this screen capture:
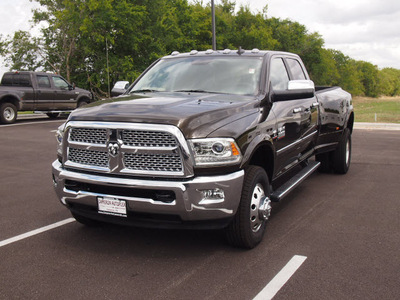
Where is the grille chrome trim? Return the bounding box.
[63,121,194,178]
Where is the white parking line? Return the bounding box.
[0,218,75,248]
[253,255,307,300]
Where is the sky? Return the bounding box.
[1,0,400,77]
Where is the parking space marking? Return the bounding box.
[0,218,75,248]
[253,255,307,300]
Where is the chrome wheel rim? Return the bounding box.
[3,107,15,121]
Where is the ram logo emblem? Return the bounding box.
[108,143,120,157]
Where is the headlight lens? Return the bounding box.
[188,138,242,166]
[55,123,66,159]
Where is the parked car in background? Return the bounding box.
[0,71,93,124]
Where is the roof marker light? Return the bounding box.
[190,50,199,55]
[251,48,260,53]
[171,51,180,56]
[205,49,214,54]
[223,49,231,54]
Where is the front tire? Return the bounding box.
[0,102,17,124]
[225,166,272,249]
[46,113,60,119]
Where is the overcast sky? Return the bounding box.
[1,0,400,77]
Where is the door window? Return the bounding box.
[53,76,70,90]
[269,58,290,90]
[37,75,51,88]
[286,59,306,80]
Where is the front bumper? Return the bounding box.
[52,160,244,229]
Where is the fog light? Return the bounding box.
[198,188,225,204]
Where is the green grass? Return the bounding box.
[353,96,400,123]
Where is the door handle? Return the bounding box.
[311,102,319,108]
[293,108,302,113]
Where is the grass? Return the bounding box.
[352,96,400,123]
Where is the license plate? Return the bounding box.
[98,197,127,217]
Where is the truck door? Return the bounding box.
[51,76,77,110]
[285,58,318,146]
[35,74,55,110]
[269,57,302,175]
[269,56,318,177]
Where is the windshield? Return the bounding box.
[130,56,263,96]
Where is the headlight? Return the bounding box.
[55,123,66,160]
[188,138,242,167]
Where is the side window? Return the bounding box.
[53,76,69,90]
[269,58,290,90]
[1,74,31,86]
[286,58,306,80]
[37,75,51,88]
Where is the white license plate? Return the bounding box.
[98,197,127,217]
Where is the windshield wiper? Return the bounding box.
[130,89,159,93]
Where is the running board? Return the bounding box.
[270,161,321,202]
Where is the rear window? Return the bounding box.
[1,73,31,87]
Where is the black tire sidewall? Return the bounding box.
[333,128,351,174]
[226,166,270,249]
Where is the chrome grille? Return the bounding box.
[70,128,107,144]
[124,153,182,172]
[68,148,108,168]
[64,122,189,177]
[122,130,177,147]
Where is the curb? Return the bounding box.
[354,122,400,131]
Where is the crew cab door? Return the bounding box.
[269,56,318,177]
[35,74,55,110]
[51,75,78,110]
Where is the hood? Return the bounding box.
[69,92,260,138]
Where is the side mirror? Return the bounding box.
[272,80,315,102]
[111,81,130,97]
[68,83,76,90]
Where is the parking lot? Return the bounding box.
[1,117,399,299]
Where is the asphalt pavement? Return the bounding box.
[0,117,399,299]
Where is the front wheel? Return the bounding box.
[0,102,17,124]
[46,113,60,119]
[225,166,272,249]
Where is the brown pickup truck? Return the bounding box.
[0,71,92,124]
[52,49,354,248]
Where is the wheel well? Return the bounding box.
[0,96,20,110]
[248,143,274,182]
[77,97,90,106]
[347,112,354,133]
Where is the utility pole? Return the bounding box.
[211,0,216,50]
[106,38,110,98]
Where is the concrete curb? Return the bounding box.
[354,122,400,131]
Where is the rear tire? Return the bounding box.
[0,102,17,124]
[225,166,271,249]
[333,128,351,174]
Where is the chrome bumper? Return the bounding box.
[52,160,244,223]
